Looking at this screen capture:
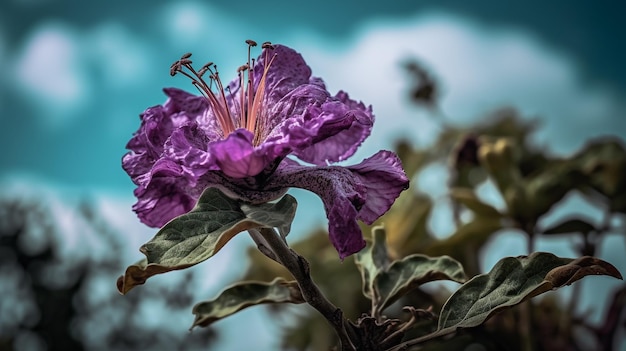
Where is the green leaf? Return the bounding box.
[542,218,597,236]
[525,163,585,220]
[117,188,297,294]
[191,278,305,329]
[354,226,390,300]
[574,139,626,213]
[374,254,466,313]
[437,252,622,332]
[450,188,503,218]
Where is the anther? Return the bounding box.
[237,64,249,72]
[246,39,257,47]
[262,42,273,49]
[169,61,181,76]
[200,62,214,72]
[181,52,192,59]
[179,59,192,66]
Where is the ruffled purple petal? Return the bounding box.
[132,159,196,227]
[122,152,152,185]
[123,88,216,184]
[278,160,366,258]
[162,87,207,118]
[209,129,273,178]
[262,83,330,149]
[123,104,182,185]
[262,87,374,166]
[347,151,410,223]
[162,124,218,185]
[256,45,313,105]
[292,91,374,165]
[163,87,224,141]
[126,106,173,157]
[133,181,195,228]
[264,151,409,259]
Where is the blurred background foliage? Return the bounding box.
[243,61,626,351]
[0,195,216,350]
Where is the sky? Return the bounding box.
[1,1,625,190]
[1,1,626,350]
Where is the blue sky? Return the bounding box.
[1,1,626,350]
[1,1,625,192]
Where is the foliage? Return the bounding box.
[0,194,216,351]
[115,58,625,351]
[117,188,297,294]
[235,63,626,350]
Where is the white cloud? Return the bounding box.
[11,21,157,131]
[167,2,206,41]
[295,13,626,157]
[87,23,154,89]
[14,23,90,128]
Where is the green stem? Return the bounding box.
[258,227,356,351]
[248,229,279,263]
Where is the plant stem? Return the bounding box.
[248,229,279,263]
[258,227,356,351]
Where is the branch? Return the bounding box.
[257,227,356,350]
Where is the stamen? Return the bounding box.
[246,43,255,131]
[211,66,237,132]
[179,59,236,135]
[168,40,275,142]
[248,51,277,140]
[169,63,179,77]
[198,62,214,78]
[237,65,247,128]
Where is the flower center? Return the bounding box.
[170,40,276,145]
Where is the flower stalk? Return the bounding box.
[257,227,356,350]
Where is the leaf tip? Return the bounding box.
[116,271,139,295]
[545,256,623,288]
[116,275,126,295]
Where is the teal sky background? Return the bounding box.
[1,1,626,350]
[1,0,625,194]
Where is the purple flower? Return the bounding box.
[122,41,409,259]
